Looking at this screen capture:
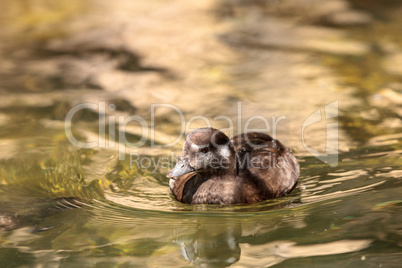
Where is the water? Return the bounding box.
[0,0,401,267]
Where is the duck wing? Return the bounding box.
[169,172,198,203]
[230,132,299,199]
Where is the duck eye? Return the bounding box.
[200,147,209,153]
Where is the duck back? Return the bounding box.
[231,132,299,199]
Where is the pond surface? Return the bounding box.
[0,0,401,267]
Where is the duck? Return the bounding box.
[167,127,299,205]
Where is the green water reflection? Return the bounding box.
[0,0,401,267]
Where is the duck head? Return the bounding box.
[167,128,236,178]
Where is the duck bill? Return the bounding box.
[167,158,195,178]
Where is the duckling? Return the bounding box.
[167,127,299,204]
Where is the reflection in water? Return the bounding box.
[175,221,241,267]
[0,189,82,231]
[174,219,372,267]
[238,239,372,267]
[0,0,402,267]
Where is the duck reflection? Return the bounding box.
[174,220,241,267]
[173,208,372,267]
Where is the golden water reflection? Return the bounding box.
[0,0,401,267]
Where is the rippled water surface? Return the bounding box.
[0,0,401,267]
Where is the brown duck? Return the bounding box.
[167,127,299,205]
